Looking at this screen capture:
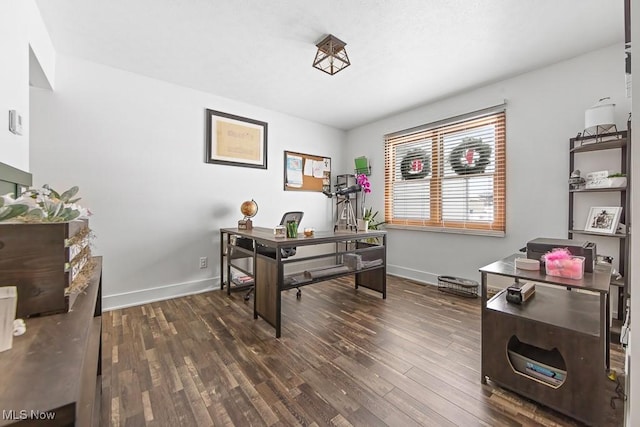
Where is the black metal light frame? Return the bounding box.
[312,34,350,75]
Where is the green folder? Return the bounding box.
[354,156,369,175]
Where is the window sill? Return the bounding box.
[385,224,505,237]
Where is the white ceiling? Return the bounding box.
[35,0,624,130]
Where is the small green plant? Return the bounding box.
[363,207,384,230]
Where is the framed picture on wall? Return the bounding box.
[584,206,623,234]
[205,109,268,169]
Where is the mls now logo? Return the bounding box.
[2,410,56,421]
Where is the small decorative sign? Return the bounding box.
[585,170,609,189]
[238,219,253,230]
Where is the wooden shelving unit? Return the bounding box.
[568,127,631,339]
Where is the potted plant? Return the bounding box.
[607,173,627,188]
[363,207,384,230]
[355,173,385,232]
[0,185,94,317]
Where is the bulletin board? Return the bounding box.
[283,151,331,192]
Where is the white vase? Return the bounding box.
[357,219,369,232]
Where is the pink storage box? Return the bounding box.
[545,256,585,280]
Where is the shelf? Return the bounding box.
[569,186,626,193]
[570,131,627,153]
[281,243,383,265]
[610,275,625,287]
[282,261,384,291]
[507,338,567,388]
[480,254,611,293]
[569,229,627,238]
[570,138,627,153]
[486,286,601,337]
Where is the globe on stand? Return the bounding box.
[238,199,258,230]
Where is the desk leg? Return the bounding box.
[354,237,387,298]
[226,232,233,296]
[382,235,387,299]
[604,292,610,370]
[480,272,487,384]
[254,255,280,337]
[220,230,225,292]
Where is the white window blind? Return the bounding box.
[384,108,506,234]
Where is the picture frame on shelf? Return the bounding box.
[205,109,268,169]
[584,206,623,234]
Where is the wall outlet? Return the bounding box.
[199,257,208,269]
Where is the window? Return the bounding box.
[384,107,505,235]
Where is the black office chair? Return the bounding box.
[244,211,304,301]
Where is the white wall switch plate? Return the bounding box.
[8,110,23,135]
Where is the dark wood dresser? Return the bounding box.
[0,257,102,426]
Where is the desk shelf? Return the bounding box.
[487,286,601,337]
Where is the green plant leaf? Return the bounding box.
[24,208,45,220]
[44,184,61,200]
[60,186,79,203]
[59,208,81,221]
[0,204,29,221]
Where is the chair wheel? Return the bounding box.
[296,289,301,299]
[244,295,251,301]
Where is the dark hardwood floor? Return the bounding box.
[102,275,625,426]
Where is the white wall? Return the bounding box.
[26,1,55,90]
[346,44,630,287]
[0,0,54,171]
[30,54,345,310]
[628,1,639,425]
[1,1,31,170]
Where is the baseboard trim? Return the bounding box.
[387,264,438,286]
[103,277,220,311]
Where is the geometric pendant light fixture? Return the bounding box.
[312,34,350,75]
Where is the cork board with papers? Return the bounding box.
[283,151,331,193]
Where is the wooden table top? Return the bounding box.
[480,253,611,294]
[220,227,386,248]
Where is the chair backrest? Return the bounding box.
[280,211,303,258]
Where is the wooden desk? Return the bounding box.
[480,254,611,426]
[220,228,386,337]
[0,257,102,426]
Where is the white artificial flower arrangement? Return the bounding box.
[0,184,91,223]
